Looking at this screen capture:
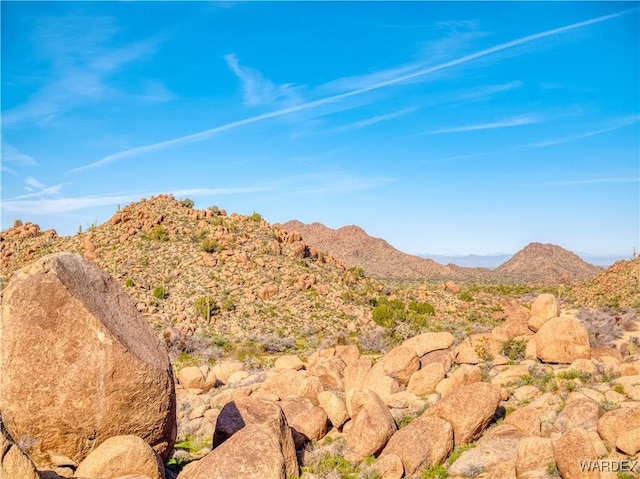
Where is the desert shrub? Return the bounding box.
[422,464,449,479]
[447,443,476,465]
[408,301,435,315]
[147,225,169,241]
[459,290,474,302]
[193,296,219,319]
[359,329,391,353]
[200,238,218,253]
[208,205,219,215]
[577,307,637,348]
[556,369,592,382]
[501,338,527,361]
[371,303,397,328]
[221,298,235,311]
[249,211,262,222]
[152,285,166,300]
[180,198,195,208]
[348,266,366,278]
[248,333,296,353]
[125,278,135,288]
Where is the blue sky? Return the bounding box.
[2,2,639,256]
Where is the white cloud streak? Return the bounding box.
[532,114,640,147]
[225,54,301,107]
[426,115,542,134]
[336,107,419,132]
[521,177,640,188]
[1,136,37,165]
[70,8,635,173]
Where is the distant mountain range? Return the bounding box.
[280,221,605,284]
[420,253,627,269]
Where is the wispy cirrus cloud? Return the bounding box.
[531,114,640,147]
[70,8,635,173]
[6,177,70,201]
[1,135,37,165]
[425,115,543,134]
[225,54,301,107]
[520,177,640,188]
[336,107,419,132]
[2,14,170,127]
[458,80,523,101]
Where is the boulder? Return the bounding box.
[274,355,305,371]
[435,364,481,398]
[280,398,329,444]
[344,390,397,462]
[503,406,541,437]
[551,398,600,435]
[177,366,217,392]
[515,437,555,478]
[0,424,39,479]
[307,357,346,390]
[617,426,640,455]
[0,253,176,467]
[535,316,590,363]
[372,453,404,479]
[528,293,559,332]
[368,346,420,386]
[212,397,298,478]
[179,424,288,479]
[597,407,640,447]
[260,368,306,399]
[317,391,349,429]
[74,435,165,479]
[380,417,453,475]
[448,424,525,477]
[419,349,452,371]
[423,382,501,446]
[553,428,600,479]
[402,332,454,357]
[406,362,445,396]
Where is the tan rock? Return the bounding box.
[371,346,420,386]
[380,416,453,474]
[0,253,176,467]
[402,332,454,357]
[419,349,453,371]
[211,362,245,383]
[343,358,373,394]
[528,294,559,332]
[0,425,39,479]
[616,426,640,455]
[372,453,404,479]
[335,345,360,366]
[274,355,305,370]
[317,391,349,429]
[598,407,640,448]
[260,368,306,399]
[490,364,530,387]
[554,428,600,479]
[74,435,164,479]
[308,357,346,390]
[177,366,217,392]
[179,424,289,479]
[516,436,555,478]
[551,398,600,435]
[535,316,590,363]
[280,398,329,443]
[435,364,481,398]
[344,389,397,462]
[406,362,445,396]
[453,333,499,364]
[212,397,298,478]
[448,424,525,477]
[504,406,541,437]
[298,376,324,406]
[423,382,501,446]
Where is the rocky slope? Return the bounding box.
[0,195,379,351]
[571,257,640,308]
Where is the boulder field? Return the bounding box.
[1,253,639,478]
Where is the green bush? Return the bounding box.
[194,296,219,319]
[501,338,527,361]
[125,278,135,288]
[408,301,435,315]
[221,298,235,311]
[458,290,473,302]
[422,465,449,479]
[249,211,262,222]
[152,286,166,300]
[180,198,195,208]
[147,225,169,241]
[200,238,218,253]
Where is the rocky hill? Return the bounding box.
[280,221,601,285]
[571,257,640,308]
[0,195,381,351]
[494,242,603,284]
[280,221,493,282]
